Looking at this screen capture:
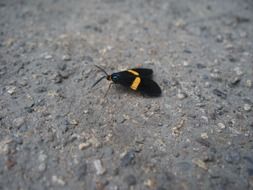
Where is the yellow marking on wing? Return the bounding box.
[130,77,141,90]
[128,70,139,76]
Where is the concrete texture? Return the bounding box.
[0,0,253,189]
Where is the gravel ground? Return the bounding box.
[0,0,253,189]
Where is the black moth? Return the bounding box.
[92,65,162,97]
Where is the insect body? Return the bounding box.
[92,65,162,97]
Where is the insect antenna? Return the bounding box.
[95,65,109,76]
[91,75,106,88]
[91,65,109,88]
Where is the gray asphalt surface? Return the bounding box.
[0,0,253,189]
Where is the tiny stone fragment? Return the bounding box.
[196,138,210,147]
[52,175,65,186]
[213,89,227,99]
[245,80,252,88]
[144,178,156,189]
[244,104,251,112]
[196,63,206,69]
[201,133,208,139]
[216,35,223,42]
[38,163,46,172]
[6,86,16,95]
[177,92,187,100]
[62,54,71,61]
[210,73,222,81]
[44,54,52,60]
[217,123,226,129]
[13,117,25,128]
[183,60,189,66]
[192,159,208,170]
[229,77,240,86]
[93,159,106,175]
[79,142,91,150]
[172,119,185,137]
[234,67,244,76]
[120,151,135,167]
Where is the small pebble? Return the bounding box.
[196,138,210,147]
[52,73,63,84]
[213,89,227,99]
[201,133,208,139]
[177,92,187,100]
[245,80,252,88]
[68,119,78,125]
[216,35,223,43]
[13,117,25,128]
[144,178,156,189]
[210,73,222,81]
[183,49,192,54]
[18,79,28,86]
[93,159,106,175]
[38,152,48,162]
[183,60,189,66]
[234,67,244,76]
[6,86,16,95]
[229,77,241,86]
[244,104,251,112]
[196,63,206,69]
[217,123,226,129]
[0,139,10,155]
[175,19,186,28]
[44,54,52,60]
[52,175,66,186]
[171,78,179,86]
[204,82,211,88]
[62,55,71,61]
[78,142,91,150]
[192,159,208,170]
[120,151,135,167]
[225,44,234,50]
[38,163,46,172]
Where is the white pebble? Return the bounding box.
[245,80,252,88]
[234,67,244,76]
[6,86,16,95]
[93,159,106,175]
[201,133,208,139]
[79,142,91,150]
[177,92,187,100]
[52,175,65,186]
[217,123,226,129]
[244,104,251,112]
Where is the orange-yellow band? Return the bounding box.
[130,77,141,90]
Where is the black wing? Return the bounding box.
[130,68,153,78]
[137,77,162,97]
[113,71,136,87]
